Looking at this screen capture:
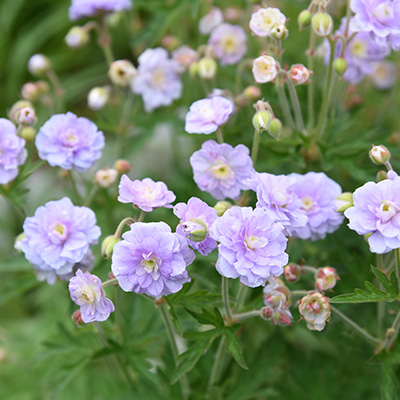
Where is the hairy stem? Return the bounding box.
[207,336,226,392]
[287,80,306,133]
[222,277,232,324]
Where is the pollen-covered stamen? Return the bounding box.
[78,284,97,304]
[306,299,322,314]
[152,69,166,87]
[140,252,162,274]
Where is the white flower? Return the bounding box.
[298,292,331,331]
[249,7,286,37]
[252,55,279,83]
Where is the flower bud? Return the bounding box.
[95,168,118,188]
[335,192,353,212]
[271,24,289,40]
[268,118,282,140]
[253,110,272,133]
[181,218,208,242]
[311,12,333,37]
[283,263,301,283]
[65,26,90,49]
[334,57,348,75]
[224,7,242,22]
[289,64,312,85]
[72,309,85,327]
[271,309,293,326]
[108,60,137,87]
[28,54,51,76]
[298,292,331,331]
[88,86,110,111]
[261,306,274,320]
[14,232,26,252]
[252,55,279,83]
[315,267,340,291]
[101,235,120,259]
[369,145,391,165]
[198,57,217,80]
[214,201,232,216]
[243,86,261,100]
[161,35,181,51]
[17,107,37,126]
[114,159,131,174]
[20,127,36,142]
[172,46,198,71]
[9,101,34,124]
[298,10,312,28]
[188,62,199,77]
[377,170,388,182]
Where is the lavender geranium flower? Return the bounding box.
[190,140,254,200]
[0,118,27,184]
[131,48,182,112]
[20,197,101,284]
[117,175,176,212]
[69,270,115,323]
[210,207,288,287]
[173,197,218,256]
[246,172,307,236]
[288,172,344,241]
[35,112,104,172]
[69,0,132,21]
[185,96,233,134]
[345,177,400,254]
[111,222,195,298]
[208,23,247,65]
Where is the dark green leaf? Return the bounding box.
[224,329,248,370]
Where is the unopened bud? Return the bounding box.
[95,168,118,188]
[289,64,312,85]
[315,267,340,291]
[335,192,353,212]
[283,263,301,283]
[252,111,272,133]
[114,159,131,174]
[101,235,120,259]
[369,145,391,165]
[17,107,37,126]
[198,57,217,80]
[72,309,85,327]
[243,86,261,100]
[108,60,137,87]
[161,35,181,51]
[181,219,208,242]
[268,118,282,139]
[65,26,90,49]
[377,170,388,182]
[311,12,333,37]
[271,309,293,326]
[261,306,274,320]
[28,54,51,76]
[20,127,36,141]
[271,24,289,40]
[334,58,348,75]
[9,101,34,124]
[298,10,312,28]
[214,201,232,216]
[88,86,111,111]
[14,232,26,252]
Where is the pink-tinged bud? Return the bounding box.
[161,35,181,51]
[9,100,31,123]
[369,145,391,165]
[172,46,198,71]
[108,60,137,87]
[28,54,51,76]
[17,107,37,126]
[263,277,291,311]
[261,306,274,320]
[283,263,301,283]
[289,64,312,85]
[88,86,111,111]
[198,57,217,80]
[311,12,333,37]
[21,81,50,102]
[65,26,90,49]
[114,159,131,174]
[243,85,261,100]
[298,292,331,331]
[224,7,242,21]
[72,309,85,326]
[95,168,118,188]
[315,267,340,291]
[271,309,293,326]
[252,55,279,83]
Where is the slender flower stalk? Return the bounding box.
[307,30,316,131]
[102,278,118,287]
[286,80,306,133]
[99,16,114,65]
[251,129,261,165]
[232,309,262,321]
[275,83,295,129]
[395,248,400,293]
[207,336,226,392]
[114,217,135,238]
[68,171,83,205]
[216,127,224,144]
[222,277,232,324]
[137,210,146,222]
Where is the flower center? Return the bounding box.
[49,221,68,243]
[143,185,155,201]
[301,196,314,211]
[78,284,97,304]
[223,36,236,52]
[306,299,322,314]
[209,161,233,180]
[152,69,165,87]
[245,235,268,250]
[373,3,394,24]
[351,40,367,57]
[62,129,79,148]
[140,252,161,274]
[199,104,215,119]
[378,200,398,222]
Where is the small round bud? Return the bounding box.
[311,12,333,37]
[261,306,274,320]
[252,111,272,133]
[114,159,131,174]
[9,100,32,124]
[65,26,90,49]
[315,267,340,291]
[298,10,312,28]
[369,145,391,165]
[72,309,85,327]
[268,118,282,139]
[198,57,217,80]
[181,219,208,242]
[335,192,353,212]
[161,35,181,51]
[108,60,137,87]
[334,58,348,75]
[17,107,37,126]
[88,86,111,111]
[214,201,232,216]
[21,82,39,102]
[386,327,396,339]
[14,232,26,252]
[376,170,388,182]
[28,54,51,76]
[224,7,242,22]
[20,127,36,141]
[289,64,312,85]
[101,235,120,259]
[243,86,261,100]
[95,168,118,188]
[283,263,301,283]
[271,24,289,40]
[298,292,331,331]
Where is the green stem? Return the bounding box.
[99,16,114,65]
[251,129,261,165]
[158,302,190,399]
[386,311,400,350]
[68,171,83,205]
[46,69,65,112]
[114,217,135,238]
[331,306,379,345]
[232,309,262,321]
[290,290,309,297]
[102,278,118,287]
[395,248,400,293]
[222,277,232,324]
[275,83,295,129]
[287,80,306,133]
[216,128,224,144]
[376,254,385,339]
[234,284,247,313]
[137,210,146,222]
[315,37,335,140]
[302,266,318,275]
[207,336,226,392]
[84,185,99,207]
[307,30,316,131]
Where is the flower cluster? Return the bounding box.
[69,0,132,21]
[263,277,293,326]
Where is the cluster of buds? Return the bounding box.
[298,1,333,38]
[9,101,37,127]
[288,64,313,85]
[108,60,137,87]
[88,86,111,111]
[262,277,293,326]
[315,267,340,291]
[252,100,282,140]
[298,292,331,331]
[21,81,51,103]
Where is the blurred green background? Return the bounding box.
[0,0,400,398]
